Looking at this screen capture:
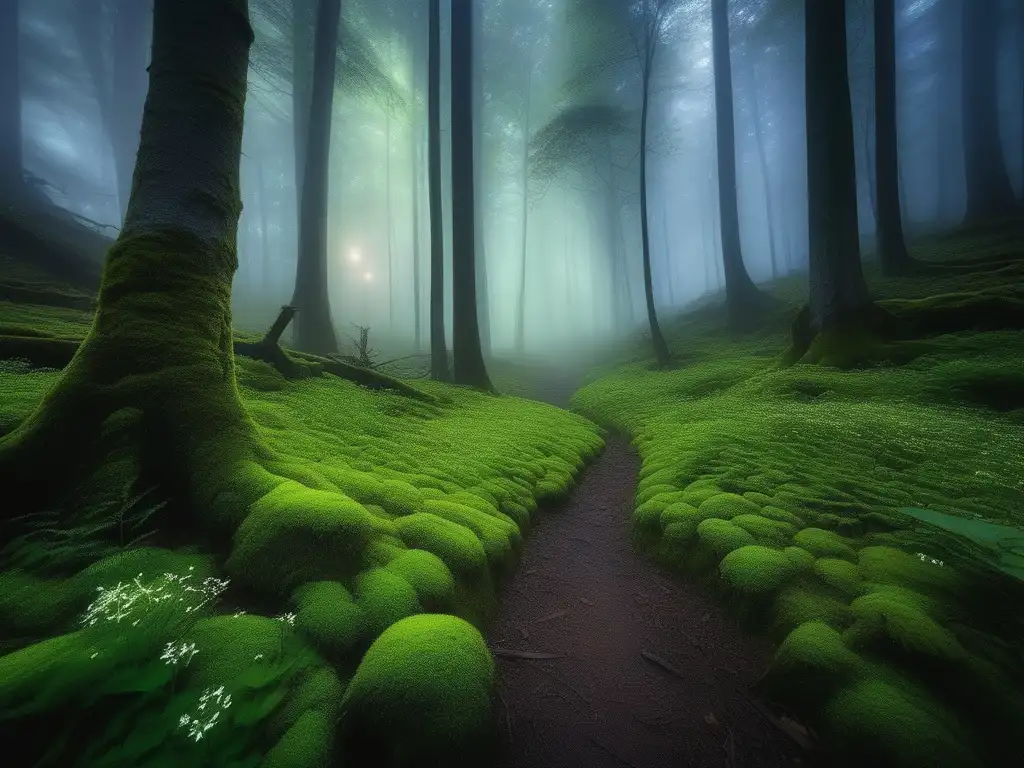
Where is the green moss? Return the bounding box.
[227,481,387,595]
[773,585,854,631]
[857,546,962,596]
[353,568,421,637]
[760,621,862,707]
[760,505,806,527]
[822,676,982,768]
[338,614,494,767]
[421,498,518,566]
[393,513,487,578]
[695,518,756,555]
[846,587,966,663]
[262,709,333,768]
[793,527,857,560]
[782,546,816,571]
[660,501,701,533]
[292,581,368,659]
[814,558,866,598]
[697,492,762,520]
[731,513,796,545]
[384,549,456,608]
[719,545,800,594]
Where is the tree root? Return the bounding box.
[0,306,437,404]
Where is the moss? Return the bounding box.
[393,513,488,578]
[660,501,701,533]
[421,498,518,566]
[697,492,762,520]
[760,505,806,527]
[857,546,962,596]
[793,527,857,560]
[814,558,866,598]
[262,709,333,768]
[353,568,421,637]
[731,513,796,545]
[292,581,368,659]
[227,481,387,595]
[773,584,854,631]
[782,546,816,570]
[760,621,862,707]
[846,587,966,663]
[695,518,756,555]
[822,676,982,768]
[719,545,800,594]
[383,549,456,609]
[338,614,494,767]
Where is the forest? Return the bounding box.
[0,0,1022,766]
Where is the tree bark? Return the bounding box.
[0,0,23,200]
[804,0,873,333]
[747,56,779,279]
[428,0,449,381]
[450,0,493,390]
[110,0,151,222]
[874,0,911,275]
[472,10,491,358]
[257,160,271,291]
[290,0,341,354]
[640,61,671,368]
[0,0,259,523]
[292,0,314,211]
[711,0,766,327]
[961,0,1019,221]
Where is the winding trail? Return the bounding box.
[487,370,807,768]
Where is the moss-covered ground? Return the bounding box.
[572,223,1024,767]
[0,286,602,766]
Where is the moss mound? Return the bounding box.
[292,581,368,659]
[719,545,800,594]
[338,614,495,767]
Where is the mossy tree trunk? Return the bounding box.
[290,0,341,355]
[110,0,151,222]
[428,0,450,382]
[450,0,494,391]
[0,0,22,201]
[0,0,266,525]
[873,0,912,276]
[804,0,874,334]
[711,0,768,328]
[961,0,1019,222]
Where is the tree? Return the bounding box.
[961,0,1018,221]
[0,0,22,200]
[290,0,342,354]
[711,0,769,326]
[0,0,262,527]
[873,0,912,275]
[428,0,449,381]
[744,52,779,278]
[804,0,873,334]
[450,0,493,390]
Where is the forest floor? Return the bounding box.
[488,371,806,768]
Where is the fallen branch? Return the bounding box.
[491,648,564,660]
[641,650,688,679]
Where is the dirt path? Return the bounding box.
[487,372,807,768]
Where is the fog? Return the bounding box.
[6,0,1024,357]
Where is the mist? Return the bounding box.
[6,0,1024,358]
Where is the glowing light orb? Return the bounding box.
[364,272,373,282]
[349,248,361,264]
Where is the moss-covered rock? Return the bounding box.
[719,545,800,594]
[697,492,762,520]
[857,546,961,596]
[731,513,797,545]
[814,557,866,598]
[696,518,756,555]
[338,614,495,767]
[383,549,456,609]
[353,568,421,637]
[392,513,487,578]
[793,527,857,560]
[760,621,862,706]
[845,587,966,663]
[292,581,368,659]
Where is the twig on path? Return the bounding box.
[723,727,737,768]
[493,648,564,660]
[641,650,688,680]
[498,690,514,741]
[588,736,641,768]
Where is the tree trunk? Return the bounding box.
[412,113,423,351]
[874,0,912,275]
[472,14,491,358]
[450,0,492,390]
[712,0,765,327]
[0,0,22,200]
[514,70,532,354]
[258,160,271,292]
[290,0,341,354]
[863,98,878,225]
[660,198,676,306]
[428,0,449,381]
[804,0,873,333]
[747,57,779,279]
[640,63,671,368]
[961,0,1019,221]
[292,0,314,210]
[110,0,151,222]
[0,0,259,523]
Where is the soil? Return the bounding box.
[487,370,813,768]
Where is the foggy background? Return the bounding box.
[9,0,1024,356]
